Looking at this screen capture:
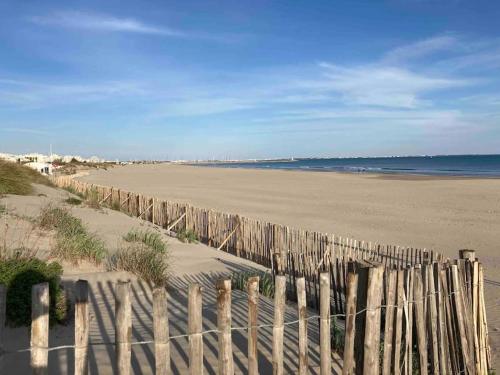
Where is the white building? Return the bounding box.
[25,162,54,175]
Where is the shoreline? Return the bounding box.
[189,163,500,180]
[185,154,500,178]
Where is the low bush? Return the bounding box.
[84,188,101,209]
[0,203,6,215]
[38,205,107,265]
[111,200,121,211]
[123,229,167,253]
[331,316,344,354]
[108,242,169,286]
[109,228,169,286]
[177,229,199,243]
[62,185,84,198]
[0,258,66,326]
[65,197,82,205]
[0,160,53,195]
[231,271,274,298]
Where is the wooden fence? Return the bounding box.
[0,253,491,374]
[43,176,492,373]
[52,176,443,312]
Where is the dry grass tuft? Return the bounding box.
[123,228,167,253]
[38,205,107,265]
[109,228,169,286]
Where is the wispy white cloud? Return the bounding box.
[296,62,469,108]
[382,35,458,63]
[29,11,186,37]
[28,11,241,42]
[0,78,147,108]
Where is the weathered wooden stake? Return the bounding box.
[31,282,49,375]
[381,270,396,375]
[343,263,358,375]
[296,277,308,375]
[272,275,286,375]
[153,287,171,375]
[217,279,234,375]
[451,265,474,374]
[116,281,131,375]
[413,269,428,375]
[363,265,383,375]
[320,272,331,375]
[188,283,203,375]
[247,276,259,375]
[75,280,89,375]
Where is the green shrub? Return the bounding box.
[38,205,107,265]
[177,229,199,243]
[110,228,169,286]
[331,316,344,354]
[0,160,53,195]
[65,197,82,205]
[123,229,167,253]
[0,203,6,215]
[62,185,84,198]
[0,258,66,326]
[108,242,169,286]
[111,200,121,211]
[231,271,275,298]
[84,188,101,209]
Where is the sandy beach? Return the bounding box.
[79,163,500,367]
[81,163,500,264]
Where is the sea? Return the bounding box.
[199,155,500,177]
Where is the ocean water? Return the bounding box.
[200,155,500,177]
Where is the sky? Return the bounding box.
[0,0,500,160]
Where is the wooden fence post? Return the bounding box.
[31,282,49,375]
[381,270,396,375]
[247,276,259,375]
[426,265,439,374]
[343,263,358,375]
[450,265,474,374]
[116,281,131,375]
[189,283,203,375]
[0,284,6,371]
[413,268,428,375]
[272,275,286,375]
[478,264,491,371]
[363,265,384,375]
[320,272,331,375]
[354,264,369,375]
[217,279,234,375]
[75,280,89,375]
[153,287,171,375]
[393,270,405,374]
[296,277,308,375]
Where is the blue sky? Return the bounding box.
[1,0,499,160]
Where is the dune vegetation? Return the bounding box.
[0,160,53,195]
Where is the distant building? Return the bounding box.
[25,162,53,175]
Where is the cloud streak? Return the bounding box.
[29,11,186,37]
[382,35,458,63]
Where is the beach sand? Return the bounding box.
[2,184,341,374]
[81,163,500,366]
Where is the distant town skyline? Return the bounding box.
[1,1,500,160]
